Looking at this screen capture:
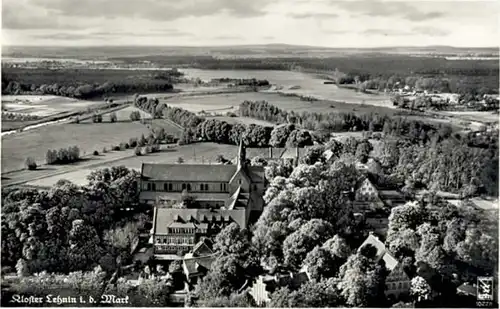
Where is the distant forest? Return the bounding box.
[72,55,500,95]
[1,69,179,99]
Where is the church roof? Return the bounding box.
[141,163,237,182]
[141,163,265,184]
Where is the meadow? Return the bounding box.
[1,121,151,173]
[2,95,101,117]
[180,69,393,106]
[24,142,249,187]
[158,91,397,116]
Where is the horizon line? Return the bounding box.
[2,43,499,50]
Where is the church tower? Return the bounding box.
[237,139,246,169]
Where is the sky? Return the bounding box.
[2,0,499,47]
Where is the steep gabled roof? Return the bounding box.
[359,234,387,261]
[141,163,237,182]
[154,207,247,234]
[359,234,400,272]
[191,238,214,257]
[183,254,216,277]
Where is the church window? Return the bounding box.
[182,183,186,190]
[164,183,168,191]
[147,182,152,191]
[187,184,192,191]
[169,183,173,191]
[151,183,156,191]
[205,184,209,191]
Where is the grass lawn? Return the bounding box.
[25,143,243,186]
[1,121,152,173]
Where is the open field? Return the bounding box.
[159,91,398,115]
[2,95,101,117]
[206,116,276,126]
[440,111,499,123]
[180,69,393,106]
[1,121,152,173]
[81,105,153,123]
[24,143,247,187]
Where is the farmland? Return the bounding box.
[24,142,250,187]
[157,91,397,116]
[1,120,151,173]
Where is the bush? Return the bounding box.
[75,116,80,124]
[130,111,141,121]
[135,147,142,156]
[102,147,107,153]
[151,144,160,153]
[129,138,138,148]
[92,114,103,123]
[145,146,152,154]
[125,143,130,149]
[25,157,37,170]
[112,145,121,151]
[93,150,99,156]
[177,157,184,164]
[46,146,80,165]
[109,112,117,123]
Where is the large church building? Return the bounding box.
[140,141,266,259]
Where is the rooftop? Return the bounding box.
[154,207,247,234]
[183,254,217,277]
[141,163,237,182]
[141,163,265,183]
[359,233,399,271]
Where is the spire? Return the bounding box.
[237,139,246,169]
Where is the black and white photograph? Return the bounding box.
[1,0,499,307]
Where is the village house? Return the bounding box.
[182,238,217,289]
[145,141,266,260]
[249,271,310,306]
[353,177,406,213]
[359,233,411,300]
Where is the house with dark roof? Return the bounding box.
[249,271,310,306]
[359,233,411,300]
[354,176,406,213]
[182,238,216,289]
[145,141,266,259]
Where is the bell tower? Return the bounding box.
[237,139,246,169]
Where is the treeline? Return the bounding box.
[2,112,40,121]
[1,167,142,275]
[1,68,177,99]
[239,100,449,144]
[133,96,314,148]
[45,146,81,165]
[210,78,270,87]
[388,136,499,196]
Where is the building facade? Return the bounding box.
[359,233,411,300]
[144,141,266,259]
